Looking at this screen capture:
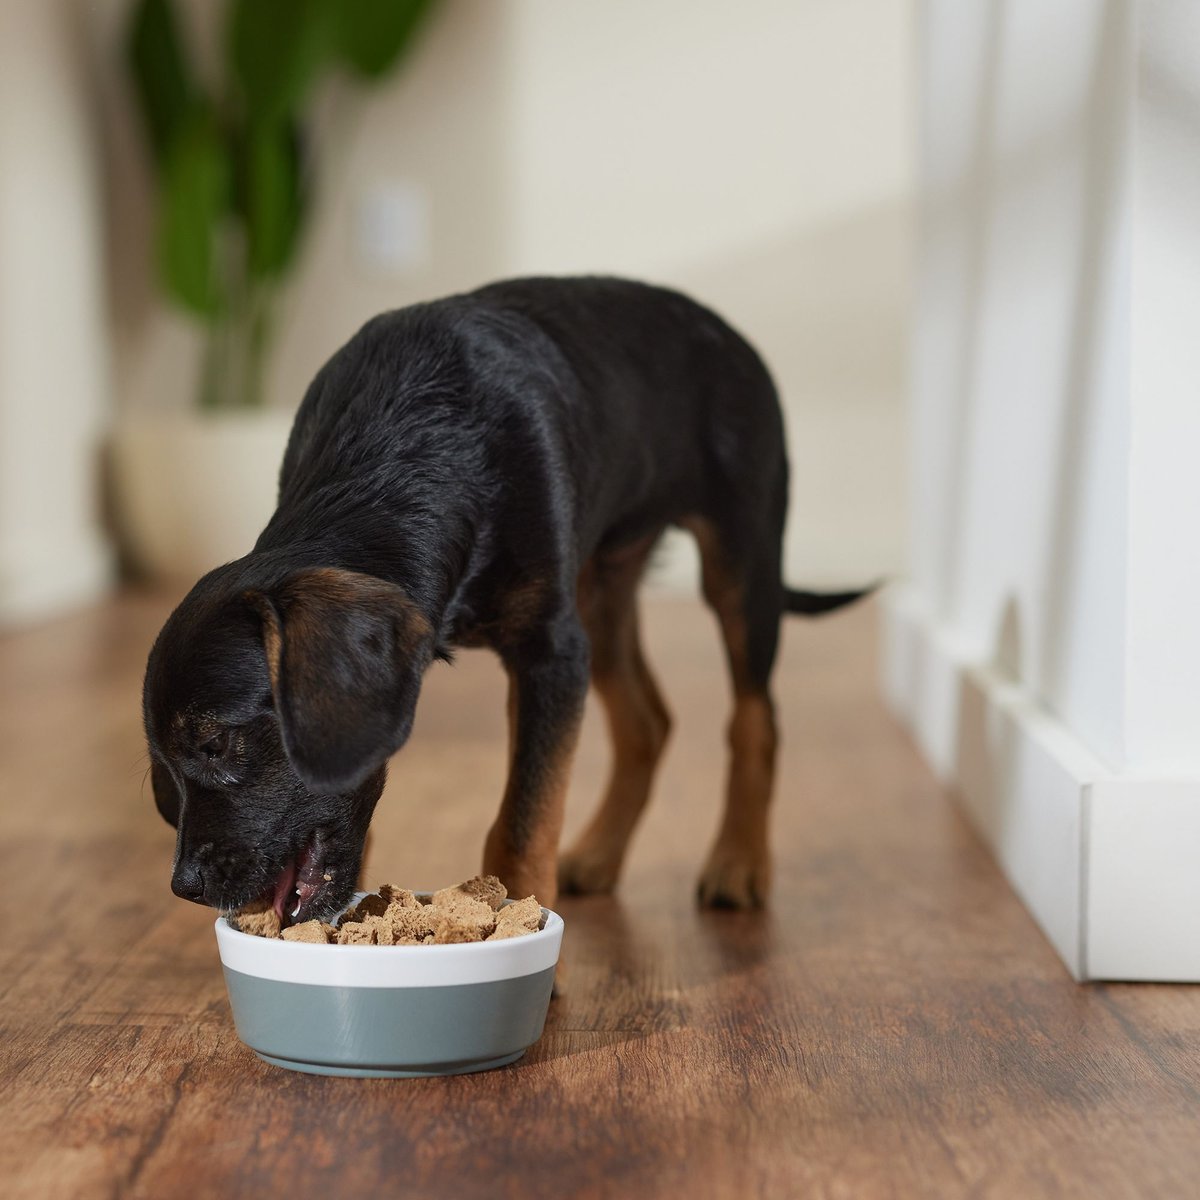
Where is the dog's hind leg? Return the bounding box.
[558,536,671,895]
[687,515,783,910]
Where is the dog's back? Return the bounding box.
[271,276,787,567]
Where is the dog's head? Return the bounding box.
[143,564,435,923]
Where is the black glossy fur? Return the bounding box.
[143,276,865,921]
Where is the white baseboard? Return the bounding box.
[880,585,1200,982]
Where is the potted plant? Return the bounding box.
[111,0,435,580]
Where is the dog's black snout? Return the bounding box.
[171,858,207,903]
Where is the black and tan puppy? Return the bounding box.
[143,277,866,927]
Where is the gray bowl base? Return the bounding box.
[254,1049,525,1078]
[224,965,554,1079]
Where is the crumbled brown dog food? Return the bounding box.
[389,905,435,943]
[490,895,543,940]
[332,915,398,945]
[433,876,507,911]
[379,883,422,910]
[233,900,282,939]
[336,892,390,926]
[282,920,330,944]
[429,892,496,942]
[231,875,543,945]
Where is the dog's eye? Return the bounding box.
[197,729,230,759]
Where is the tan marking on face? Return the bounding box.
[243,590,283,692]
[277,568,433,650]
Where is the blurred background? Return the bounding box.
[3,0,1200,979]
[0,0,912,623]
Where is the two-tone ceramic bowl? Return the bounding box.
[214,893,563,1078]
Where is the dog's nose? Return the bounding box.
[171,858,206,903]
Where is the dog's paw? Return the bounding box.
[696,844,770,910]
[557,845,621,896]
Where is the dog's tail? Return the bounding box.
[784,582,880,617]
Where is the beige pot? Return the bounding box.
[111,409,295,584]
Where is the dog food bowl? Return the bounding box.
[214,893,563,1078]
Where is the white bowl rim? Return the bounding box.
[214,893,564,988]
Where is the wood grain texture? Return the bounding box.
[1,592,1198,1200]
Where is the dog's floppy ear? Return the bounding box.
[247,568,435,794]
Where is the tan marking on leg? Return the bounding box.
[685,516,779,908]
[559,613,670,894]
[697,693,777,908]
[483,667,583,910]
[684,516,753,690]
[560,538,670,895]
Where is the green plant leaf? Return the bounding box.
[336,0,437,79]
[127,0,195,169]
[228,0,333,125]
[157,115,231,317]
[243,121,305,278]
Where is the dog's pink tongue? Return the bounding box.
[293,839,325,911]
[271,860,298,921]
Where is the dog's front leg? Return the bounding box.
[483,619,590,909]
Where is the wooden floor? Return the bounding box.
[2,593,1198,1199]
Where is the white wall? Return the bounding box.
[0,0,113,626]
[911,0,1200,775]
[504,0,910,279]
[92,0,913,590]
[893,0,1200,980]
[911,0,1131,767]
[503,0,914,587]
[1126,2,1200,774]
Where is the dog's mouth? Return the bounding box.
[267,830,336,926]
